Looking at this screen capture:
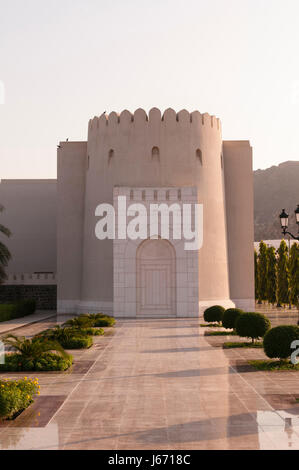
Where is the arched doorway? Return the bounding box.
[136,238,176,317]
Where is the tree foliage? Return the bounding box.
[276,240,289,306]
[266,246,277,305]
[289,243,299,307]
[257,241,268,303]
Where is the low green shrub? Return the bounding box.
[235,312,271,343]
[0,334,72,371]
[203,306,225,324]
[94,317,115,327]
[204,330,237,336]
[83,313,116,327]
[81,327,104,336]
[60,335,93,349]
[64,313,115,328]
[249,359,299,371]
[16,299,36,317]
[0,299,36,323]
[63,316,94,328]
[0,304,16,322]
[37,325,102,348]
[223,341,263,349]
[0,352,72,371]
[222,308,244,330]
[263,325,299,360]
[0,377,39,420]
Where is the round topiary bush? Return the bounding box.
[203,306,225,324]
[235,312,271,343]
[263,325,299,360]
[222,308,244,330]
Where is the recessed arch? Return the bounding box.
[136,238,176,317]
[196,148,203,165]
[108,149,114,165]
[151,146,160,162]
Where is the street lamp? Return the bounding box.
[279,206,299,240]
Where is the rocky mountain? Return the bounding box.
[254,161,299,241]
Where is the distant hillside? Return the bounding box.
[254,161,299,241]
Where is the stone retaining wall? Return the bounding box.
[0,285,57,310]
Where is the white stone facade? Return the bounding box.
[113,187,199,318]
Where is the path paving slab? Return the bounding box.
[1,318,299,450]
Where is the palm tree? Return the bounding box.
[63,316,93,328]
[2,334,69,361]
[37,325,82,342]
[0,204,11,284]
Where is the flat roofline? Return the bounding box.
[223,140,251,146]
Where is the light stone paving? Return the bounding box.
[1,317,299,449]
[0,311,56,335]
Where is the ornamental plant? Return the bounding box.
[222,308,243,330]
[266,246,277,305]
[277,240,289,307]
[235,312,271,344]
[36,325,94,348]
[289,243,299,308]
[257,241,268,303]
[0,334,72,371]
[263,325,299,360]
[203,306,225,324]
[0,377,39,420]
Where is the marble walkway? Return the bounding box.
[1,317,299,450]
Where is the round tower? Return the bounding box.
[79,108,234,316]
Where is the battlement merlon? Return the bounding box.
[88,108,221,134]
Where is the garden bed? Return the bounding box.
[223,341,263,349]
[0,377,39,421]
[249,359,299,371]
[0,352,73,372]
[204,330,237,337]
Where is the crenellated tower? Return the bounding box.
[57,108,254,317]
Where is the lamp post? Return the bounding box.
[279,206,299,240]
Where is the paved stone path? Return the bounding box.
[0,311,56,335]
[1,318,299,449]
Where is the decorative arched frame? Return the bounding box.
[113,187,199,318]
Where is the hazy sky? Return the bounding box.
[1,0,299,179]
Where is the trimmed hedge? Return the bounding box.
[236,312,271,343]
[94,317,116,327]
[0,352,73,372]
[60,335,93,350]
[263,325,299,360]
[36,326,95,349]
[0,299,36,323]
[203,306,225,324]
[64,314,116,328]
[222,308,244,330]
[81,327,104,336]
[0,377,39,420]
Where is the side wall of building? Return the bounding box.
[0,179,57,274]
[57,142,87,313]
[223,141,255,311]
